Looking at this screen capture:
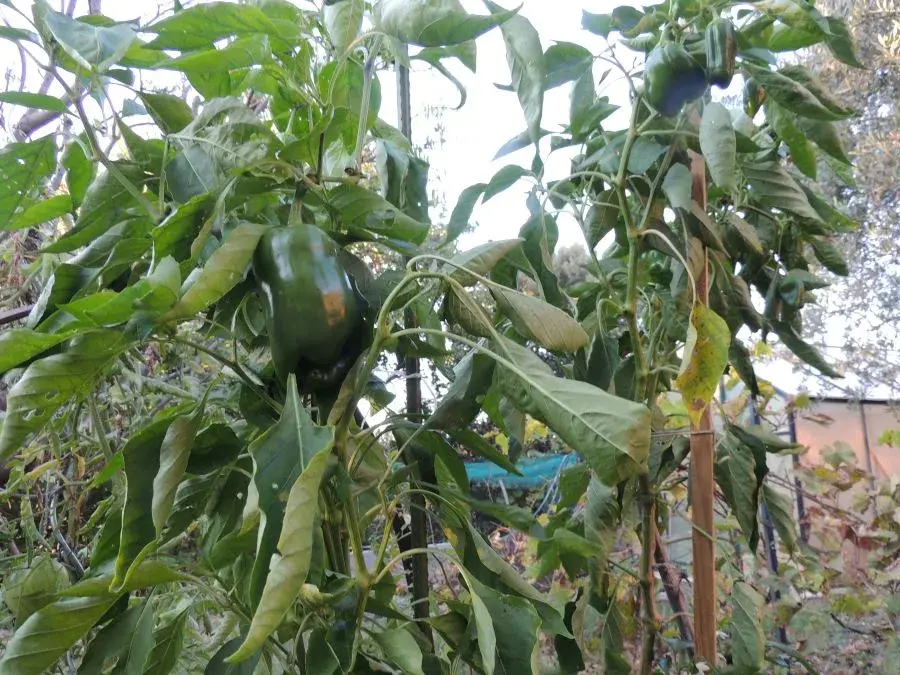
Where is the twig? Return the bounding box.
[829,612,887,641]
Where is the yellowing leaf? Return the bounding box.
[675,305,730,426]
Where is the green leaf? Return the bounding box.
[762,483,797,556]
[662,163,692,209]
[0,26,39,43]
[495,337,650,485]
[2,556,69,625]
[490,285,589,351]
[228,376,334,663]
[115,417,180,588]
[779,65,856,119]
[328,184,430,245]
[740,159,822,223]
[8,194,73,231]
[767,24,821,52]
[796,116,850,165]
[627,137,666,174]
[0,594,122,674]
[675,305,730,427]
[699,102,737,191]
[0,137,57,231]
[744,63,852,121]
[152,416,197,535]
[444,182,485,244]
[518,211,568,309]
[139,92,193,134]
[464,574,541,675]
[725,213,763,254]
[375,0,517,47]
[577,329,620,392]
[772,320,840,378]
[0,328,82,376]
[78,599,148,674]
[487,1,545,144]
[43,162,146,253]
[142,611,188,675]
[584,477,619,577]
[731,581,766,672]
[246,376,335,612]
[428,351,496,430]
[325,0,364,54]
[766,101,816,179]
[584,189,619,250]
[43,10,135,71]
[544,41,593,90]
[443,238,522,285]
[823,16,865,69]
[483,164,529,202]
[810,237,849,276]
[374,627,426,675]
[147,1,286,50]
[62,140,93,209]
[581,11,613,37]
[0,330,129,461]
[120,598,156,675]
[163,222,266,321]
[716,432,762,550]
[0,91,67,112]
[416,41,477,72]
[156,34,270,73]
[446,427,520,475]
[205,637,259,674]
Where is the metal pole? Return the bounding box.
[396,49,431,641]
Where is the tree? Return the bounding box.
[0,1,859,673]
[798,0,900,395]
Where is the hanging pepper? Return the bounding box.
[743,77,766,117]
[705,18,736,88]
[253,223,361,381]
[643,42,707,117]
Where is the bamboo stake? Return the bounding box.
[688,151,717,662]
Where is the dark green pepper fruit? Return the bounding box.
[743,77,766,117]
[254,223,360,381]
[643,42,707,117]
[705,18,736,88]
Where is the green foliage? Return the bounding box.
[0,0,861,673]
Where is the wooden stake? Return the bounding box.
[688,152,717,663]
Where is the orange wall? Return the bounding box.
[795,400,900,478]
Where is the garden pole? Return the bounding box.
[396,48,432,642]
[689,151,717,662]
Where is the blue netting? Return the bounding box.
[464,453,580,489]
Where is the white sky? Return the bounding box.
[0,0,878,399]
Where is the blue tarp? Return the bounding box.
[464,453,580,490]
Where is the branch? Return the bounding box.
[13,0,100,141]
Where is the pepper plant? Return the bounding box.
[0,0,861,673]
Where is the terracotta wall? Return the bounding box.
[795,400,900,478]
